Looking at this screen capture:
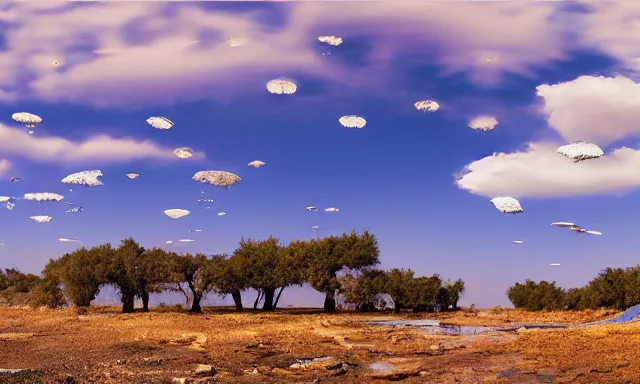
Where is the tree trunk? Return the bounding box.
[190,294,202,313]
[273,287,285,310]
[141,289,150,312]
[393,297,401,314]
[231,289,243,312]
[253,289,263,309]
[121,290,135,313]
[323,291,336,313]
[262,287,276,311]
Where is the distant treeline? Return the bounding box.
[0,231,465,314]
[507,265,640,311]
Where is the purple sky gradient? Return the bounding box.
[1,1,640,308]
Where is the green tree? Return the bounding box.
[408,275,442,312]
[307,231,380,312]
[340,268,387,312]
[233,237,296,311]
[273,239,313,309]
[507,279,565,311]
[45,247,108,308]
[437,278,466,311]
[384,268,415,313]
[136,247,173,312]
[0,268,40,305]
[211,254,246,312]
[27,276,66,308]
[171,253,217,313]
[103,238,146,313]
[585,267,629,310]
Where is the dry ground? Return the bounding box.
[0,306,638,384]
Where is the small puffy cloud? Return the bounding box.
[536,75,640,146]
[455,142,640,198]
[0,123,201,165]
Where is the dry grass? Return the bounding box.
[0,306,636,383]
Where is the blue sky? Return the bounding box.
[1,1,640,308]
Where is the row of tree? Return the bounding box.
[339,268,466,312]
[507,264,640,311]
[6,232,468,314]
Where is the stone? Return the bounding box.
[616,361,630,368]
[194,364,216,376]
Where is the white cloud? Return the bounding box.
[0,1,570,107]
[0,123,201,165]
[455,142,640,198]
[0,159,12,177]
[293,2,568,85]
[577,1,640,71]
[457,74,640,198]
[536,75,640,146]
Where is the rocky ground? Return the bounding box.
[0,306,637,383]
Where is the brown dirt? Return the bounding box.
[0,306,636,383]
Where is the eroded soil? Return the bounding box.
[0,307,636,383]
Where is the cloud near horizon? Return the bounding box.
[456,75,640,198]
[0,1,570,107]
[0,123,202,166]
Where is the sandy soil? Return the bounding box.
[0,306,636,383]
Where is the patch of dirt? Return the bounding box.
[0,307,634,383]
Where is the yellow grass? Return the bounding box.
[0,306,635,383]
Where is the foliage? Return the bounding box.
[307,231,380,312]
[384,268,415,313]
[44,247,108,307]
[4,230,470,313]
[340,269,465,313]
[339,268,387,312]
[0,268,40,306]
[170,252,218,313]
[409,275,443,312]
[27,277,66,308]
[507,279,571,311]
[508,264,640,311]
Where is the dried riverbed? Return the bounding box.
[0,306,636,383]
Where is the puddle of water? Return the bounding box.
[369,319,440,327]
[521,324,568,330]
[423,324,496,335]
[294,356,333,365]
[369,320,569,335]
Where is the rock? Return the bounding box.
[390,334,412,343]
[497,368,519,379]
[516,327,527,333]
[194,364,216,376]
[290,357,335,370]
[57,376,76,384]
[419,371,428,376]
[172,379,187,384]
[616,361,630,368]
[0,369,30,374]
[326,361,354,377]
[140,357,163,366]
[537,368,555,383]
[0,333,34,340]
[243,368,259,375]
[428,344,445,355]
